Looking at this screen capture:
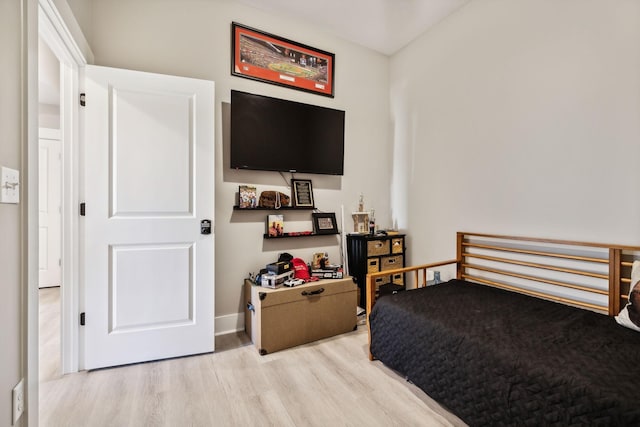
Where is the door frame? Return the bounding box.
[34,0,91,378]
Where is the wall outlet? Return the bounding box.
[12,378,24,425]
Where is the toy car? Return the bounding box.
[283,278,305,287]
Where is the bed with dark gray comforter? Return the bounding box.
[369,279,640,426]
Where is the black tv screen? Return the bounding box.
[230,90,345,175]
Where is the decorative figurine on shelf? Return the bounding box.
[352,193,370,233]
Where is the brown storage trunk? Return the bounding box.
[244,277,357,355]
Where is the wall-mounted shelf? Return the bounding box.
[234,201,338,240]
[263,231,340,239]
[234,206,314,211]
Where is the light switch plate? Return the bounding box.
[1,166,20,204]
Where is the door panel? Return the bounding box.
[110,243,193,331]
[83,65,215,370]
[39,133,62,288]
[112,88,193,216]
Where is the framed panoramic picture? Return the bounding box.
[312,212,338,235]
[231,22,335,97]
[291,179,314,208]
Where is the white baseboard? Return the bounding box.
[215,312,244,336]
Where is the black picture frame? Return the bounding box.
[312,212,338,235]
[231,22,335,97]
[291,179,314,208]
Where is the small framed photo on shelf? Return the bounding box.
[267,214,284,237]
[312,212,338,235]
[291,179,314,208]
[238,185,257,209]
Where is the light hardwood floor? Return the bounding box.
[39,287,466,426]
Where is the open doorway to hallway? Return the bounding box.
[38,35,63,382]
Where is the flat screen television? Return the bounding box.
[230,90,345,175]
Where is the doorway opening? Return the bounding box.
[38,35,63,382]
[36,0,88,379]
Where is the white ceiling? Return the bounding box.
[232,0,470,56]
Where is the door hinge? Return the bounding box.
[80,202,86,216]
[80,312,86,326]
[80,93,86,107]
[58,258,61,267]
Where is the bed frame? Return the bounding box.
[366,231,640,360]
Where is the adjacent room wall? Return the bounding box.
[390,0,640,271]
[89,0,392,327]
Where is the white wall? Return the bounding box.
[39,36,61,129]
[64,0,93,44]
[0,0,24,423]
[39,104,60,129]
[1,0,39,424]
[390,0,640,272]
[89,0,391,328]
[85,0,640,331]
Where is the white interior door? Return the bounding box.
[83,65,215,370]
[39,128,62,288]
